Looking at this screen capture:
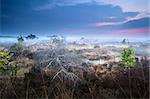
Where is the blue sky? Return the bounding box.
[1,0,150,40]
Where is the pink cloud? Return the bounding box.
[119,27,150,35]
[95,12,150,27]
[126,12,150,21]
[95,21,124,26]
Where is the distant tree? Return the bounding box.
[121,47,136,68]
[10,35,24,56]
[122,39,125,44]
[49,35,65,44]
[26,34,37,40]
[122,39,130,44]
[80,37,85,40]
[17,35,24,43]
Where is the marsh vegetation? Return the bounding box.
[0,37,149,99]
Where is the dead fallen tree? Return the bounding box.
[32,44,93,83]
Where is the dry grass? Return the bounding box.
[0,65,149,99]
[0,43,149,99]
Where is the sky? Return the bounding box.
[1,0,150,40]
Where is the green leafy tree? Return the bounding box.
[0,49,18,76]
[121,47,136,69]
[0,49,11,72]
[121,47,136,98]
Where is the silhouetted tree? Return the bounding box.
[17,35,24,43]
[26,34,37,39]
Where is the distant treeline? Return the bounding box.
[0,34,38,39]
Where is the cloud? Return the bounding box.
[95,12,150,27]
[126,12,150,21]
[2,1,139,31]
[33,3,139,28]
[93,17,149,37]
[96,0,149,12]
[34,0,94,10]
[34,0,148,12]
[119,27,149,34]
[95,21,124,26]
[122,17,150,29]
[2,0,148,38]
[32,0,150,29]
[32,1,139,28]
[106,16,117,19]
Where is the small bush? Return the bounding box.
[0,48,18,76]
[121,47,136,68]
